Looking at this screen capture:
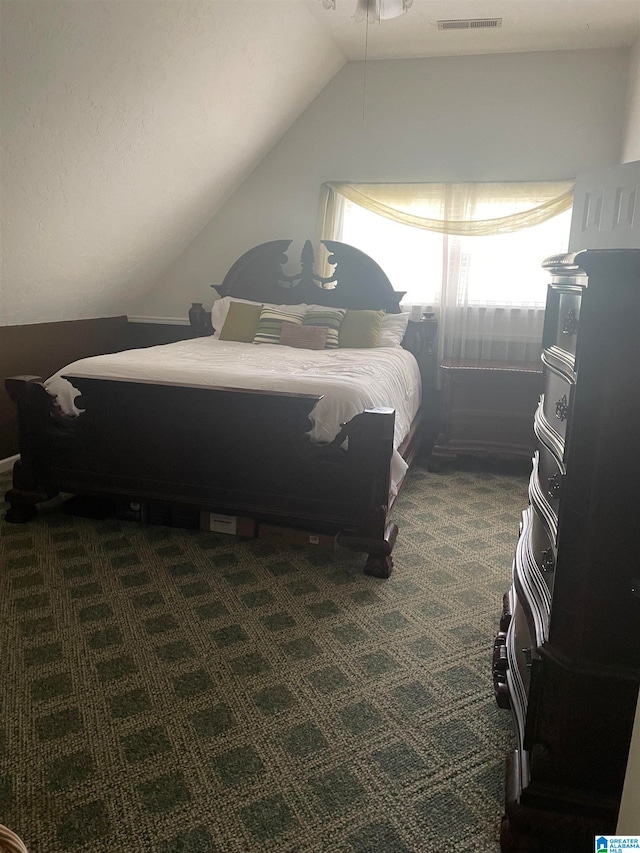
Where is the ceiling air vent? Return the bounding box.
[438,18,502,30]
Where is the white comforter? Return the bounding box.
[45,338,422,493]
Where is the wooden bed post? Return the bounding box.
[336,407,398,578]
[4,376,58,522]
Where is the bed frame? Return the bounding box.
[4,239,436,577]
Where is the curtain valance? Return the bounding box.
[322,180,574,236]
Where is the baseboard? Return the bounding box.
[127,315,190,326]
[0,454,19,474]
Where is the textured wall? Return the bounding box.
[0,1,344,326]
[622,37,640,162]
[134,48,630,319]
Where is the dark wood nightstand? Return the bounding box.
[430,358,543,467]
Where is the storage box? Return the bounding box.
[115,499,148,523]
[116,499,201,529]
[200,511,256,538]
[258,523,336,550]
[149,503,200,530]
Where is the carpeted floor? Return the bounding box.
[0,458,526,853]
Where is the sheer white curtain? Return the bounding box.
[318,181,573,365]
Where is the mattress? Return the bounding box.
[45,338,423,494]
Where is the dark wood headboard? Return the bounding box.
[212,239,405,313]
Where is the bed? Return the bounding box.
[4,239,437,577]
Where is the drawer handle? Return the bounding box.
[493,635,508,674]
[493,632,511,709]
[555,394,569,421]
[547,473,561,499]
[562,309,578,336]
[541,548,555,573]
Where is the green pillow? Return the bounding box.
[219,301,263,342]
[339,310,385,348]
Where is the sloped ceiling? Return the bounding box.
[0,0,345,326]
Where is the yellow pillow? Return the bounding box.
[339,310,385,348]
[219,301,263,342]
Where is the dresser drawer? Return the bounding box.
[515,505,552,641]
[529,451,559,546]
[506,593,534,750]
[553,289,581,364]
[536,442,563,520]
[541,365,573,446]
[530,503,556,584]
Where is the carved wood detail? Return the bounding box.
[212,239,405,313]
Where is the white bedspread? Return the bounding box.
[45,339,422,494]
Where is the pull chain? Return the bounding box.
[362,0,373,120]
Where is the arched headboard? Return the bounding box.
[213,239,405,313]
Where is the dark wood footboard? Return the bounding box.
[5,375,405,576]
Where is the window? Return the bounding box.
[320,181,573,364]
[339,196,572,308]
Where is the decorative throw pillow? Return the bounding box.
[378,312,411,347]
[219,300,263,342]
[253,304,306,345]
[302,308,345,349]
[279,322,328,350]
[211,296,263,338]
[338,309,385,348]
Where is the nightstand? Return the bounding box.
[430,358,543,467]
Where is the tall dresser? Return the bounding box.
[493,249,640,852]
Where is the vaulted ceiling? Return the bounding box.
[1,0,639,326]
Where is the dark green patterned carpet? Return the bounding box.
[0,459,526,853]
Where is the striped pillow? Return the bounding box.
[253,304,306,345]
[302,308,346,349]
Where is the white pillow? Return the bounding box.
[378,312,410,347]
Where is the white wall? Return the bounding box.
[622,38,640,162]
[0,0,344,327]
[135,48,630,319]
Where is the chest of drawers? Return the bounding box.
[494,249,640,852]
